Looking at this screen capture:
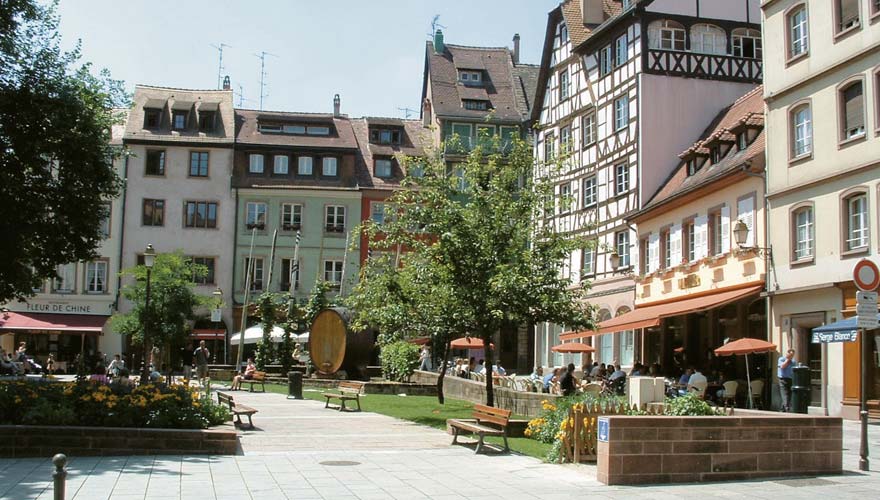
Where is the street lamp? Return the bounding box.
[609,251,620,270]
[212,287,223,364]
[141,244,156,382]
[733,220,772,257]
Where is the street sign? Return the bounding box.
[853,259,880,292]
[597,417,609,443]
[812,330,859,343]
[211,308,222,322]
[856,291,878,329]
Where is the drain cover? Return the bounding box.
[319,460,361,466]
[774,478,836,488]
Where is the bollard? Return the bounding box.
[52,453,67,500]
[288,371,303,399]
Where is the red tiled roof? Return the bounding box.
[234,110,358,150]
[351,117,431,190]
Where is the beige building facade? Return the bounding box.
[762,0,880,417]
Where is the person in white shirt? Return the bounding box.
[609,364,626,380]
[687,368,708,396]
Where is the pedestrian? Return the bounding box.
[193,340,211,386]
[418,346,432,371]
[777,349,796,412]
[559,363,577,397]
[108,354,124,378]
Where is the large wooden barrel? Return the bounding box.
[309,307,374,378]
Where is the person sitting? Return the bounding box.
[687,367,708,397]
[559,363,578,397]
[107,354,124,378]
[678,368,693,387]
[542,368,559,393]
[231,358,256,391]
[530,366,543,382]
[630,362,643,377]
[89,365,110,384]
[475,359,485,374]
[493,362,506,376]
[609,364,626,381]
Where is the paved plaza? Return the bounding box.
[1,389,878,500]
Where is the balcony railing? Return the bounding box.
[645,49,762,83]
[443,137,515,155]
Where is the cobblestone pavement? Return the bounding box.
[1,389,878,500]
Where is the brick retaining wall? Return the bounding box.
[412,370,558,417]
[0,424,238,458]
[597,411,842,485]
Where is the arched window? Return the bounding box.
[791,205,814,262]
[790,103,812,158]
[690,24,726,55]
[648,20,686,51]
[787,5,809,58]
[732,28,762,59]
[843,192,869,252]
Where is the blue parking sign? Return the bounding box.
[598,417,609,442]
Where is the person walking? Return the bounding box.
[418,346,432,371]
[193,340,211,386]
[777,349,796,412]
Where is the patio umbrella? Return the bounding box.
[230,323,286,345]
[714,338,777,408]
[407,337,431,345]
[449,337,494,350]
[550,343,595,353]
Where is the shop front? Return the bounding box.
[0,310,109,373]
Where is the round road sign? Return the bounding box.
[853,259,880,292]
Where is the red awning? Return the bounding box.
[560,284,764,340]
[0,311,107,333]
[192,328,226,340]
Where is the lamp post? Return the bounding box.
[212,287,223,364]
[141,244,156,382]
[609,251,620,271]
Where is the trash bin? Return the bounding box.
[791,363,810,414]
[288,371,303,400]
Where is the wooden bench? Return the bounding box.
[447,404,512,454]
[323,381,363,411]
[244,371,266,393]
[217,391,258,429]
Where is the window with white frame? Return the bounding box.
[615,230,630,268]
[662,229,671,269]
[281,258,300,290]
[249,154,264,174]
[791,103,812,157]
[582,245,595,277]
[691,24,726,55]
[582,176,597,207]
[246,202,267,229]
[281,203,302,230]
[53,263,76,293]
[685,219,696,262]
[614,33,628,66]
[85,261,107,293]
[599,45,612,76]
[599,332,614,363]
[620,329,634,366]
[793,206,814,261]
[322,157,338,176]
[273,155,288,175]
[654,20,686,51]
[789,6,809,58]
[840,80,865,140]
[297,156,313,175]
[324,260,344,285]
[845,193,869,251]
[559,125,571,153]
[614,96,629,131]
[325,205,345,233]
[559,69,570,100]
[245,257,264,291]
[375,159,393,178]
[558,183,572,214]
[732,28,762,59]
[582,112,596,146]
[615,164,629,195]
[458,70,482,85]
[543,134,555,163]
[709,210,723,256]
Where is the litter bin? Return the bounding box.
[791,363,810,414]
[288,371,303,400]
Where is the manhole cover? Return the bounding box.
[319,460,361,467]
[773,478,836,488]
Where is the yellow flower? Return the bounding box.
[524,429,532,437]
[93,392,106,402]
[14,396,22,404]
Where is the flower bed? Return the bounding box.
[0,380,230,430]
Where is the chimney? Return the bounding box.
[434,29,445,54]
[333,94,341,117]
[222,75,231,90]
[582,0,605,25]
[512,34,521,64]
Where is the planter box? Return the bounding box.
[0,424,238,458]
[411,370,557,417]
[596,410,842,485]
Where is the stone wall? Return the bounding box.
[0,424,238,458]
[412,370,557,417]
[597,411,842,485]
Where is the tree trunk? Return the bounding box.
[436,340,451,404]
[484,332,495,407]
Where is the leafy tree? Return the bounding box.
[110,252,209,370]
[253,292,277,370]
[0,0,126,302]
[349,135,594,406]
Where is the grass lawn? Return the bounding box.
[260,383,551,460]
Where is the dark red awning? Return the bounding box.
[0,311,107,333]
[192,328,226,340]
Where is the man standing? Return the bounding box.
[777,349,796,412]
[194,340,210,386]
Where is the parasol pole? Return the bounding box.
[745,353,753,409]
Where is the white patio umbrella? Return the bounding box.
[229,323,285,345]
[294,331,309,343]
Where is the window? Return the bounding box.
[662,229,672,269]
[582,176,597,207]
[788,6,809,58]
[324,260,344,285]
[199,111,215,133]
[370,129,401,144]
[599,333,614,363]
[614,34,628,65]
[99,202,111,238]
[142,199,164,226]
[185,201,218,229]
[450,123,472,149]
[249,154,264,174]
[558,183,572,214]
[835,0,861,34]
[691,24,726,55]
[559,125,572,153]
[298,156,313,175]
[375,159,393,178]
[709,210,723,256]
[145,150,165,176]
[245,258,264,291]
[281,258,300,291]
[259,123,282,133]
[845,193,869,251]
[655,20,686,50]
[543,134,555,162]
[732,28,762,59]
[144,108,161,128]
[687,158,703,176]
[371,203,387,225]
[458,70,482,85]
[282,124,305,134]
[281,203,302,230]
[273,155,289,175]
[793,206,814,261]
[85,261,107,293]
[582,245,595,277]
[582,112,596,146]
[737,132,748,151]
[322,157,338,177]
[615,164,629,195]
[840,80,865,140]
[462,100,489,111]
[639,237,650,274]
[620,328,634,366]
[191,257,216,285]
[614,96,629,131]
[791,103,812,157]
[172,111,187,130]
[325,205,345,232]
[189,151,209,177]
[306,126,330,136]
[615,231,630,268]
[710,146,721,164]
[685,220,696,262]
[559,70,570,100]
[53,263,76,293]
[560,23,568,43]
[599,45,612,76]
[246,202,267,229]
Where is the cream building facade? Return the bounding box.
[763,0,880,417]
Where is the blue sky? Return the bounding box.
[57,0,558,118]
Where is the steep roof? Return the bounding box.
[234,109,357,150]
[351,117,431,190]
[124,85,234,144]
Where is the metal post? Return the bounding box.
[235,227,258,371]
[52,453,67,500]
[141,267,152,382]
[859,327,869,471]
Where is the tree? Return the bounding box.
[348,134,594,406]
[0,0,127,302]
[110,252,209,369]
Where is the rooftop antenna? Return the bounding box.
[210,43,231,89]
[235,84,252,108]
[427,14,446,38]
[397,107,417,119]
[254,51,278,111]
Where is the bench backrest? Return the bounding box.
[338,381,363,394]
[217,392,234,408]
[472,403,511,427]
[252,371,267,381]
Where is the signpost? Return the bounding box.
[856,291,878,329]
[852,259,878,472]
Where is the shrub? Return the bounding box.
[664,393,719,416]
[380,340,420,382]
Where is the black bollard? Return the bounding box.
[52,453,67,500]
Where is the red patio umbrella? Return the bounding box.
[714,338,778,408]
[550,343,595,353]
[407,337,431,345]
[449,337,494,349]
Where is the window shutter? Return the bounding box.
[737,197,755,247]
[694,215,709,260]
[840,0,859,25]
[720,206,731,253]
[844,83,864,131]
[648,233,660,274]
[670,223,682,265]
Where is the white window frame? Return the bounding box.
[249,154,264,174]
[559,69,569,100]
[614,96,629,131]
[582,176,597,207]
[615,164,629,195]
[53,263,76,293]
[375,159,393,178]
[660,23,686,51]
[85,261,107,294]
[691,24,726,55]
[792,104,812,158]
[789,7,809,57]
[558,183,572,214]
[582,112,596,146]
[273,155,288,175]
[582,245,595,277]
[246,202,267,228]
[322,157,338,177]
[325,205,346,233]
[281,203,302,231]
[732,28,762,59]
[323,260,344,285]
[614,33,628,66]
[793,206,814,261]
[846,194,869,251]
[371,202,386,225]
[245,257,264,291]
[615,231,630,268]
[297,156,313,176]
[599,45,612,75]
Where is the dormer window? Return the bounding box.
[199,111,216,133]
[687,158,703,176]
[283,124,305,134]
[144,108,161,129]
[258,123,332,135]
[737,132,748,151]
[172,111,187,130]
[258,124,282,133]
[458,70,482,85]
[463,99,490,111]
[307,126,330,136]
[370,128,402,145]
[710,146,721,163]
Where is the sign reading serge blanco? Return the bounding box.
[812,330,859,344]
